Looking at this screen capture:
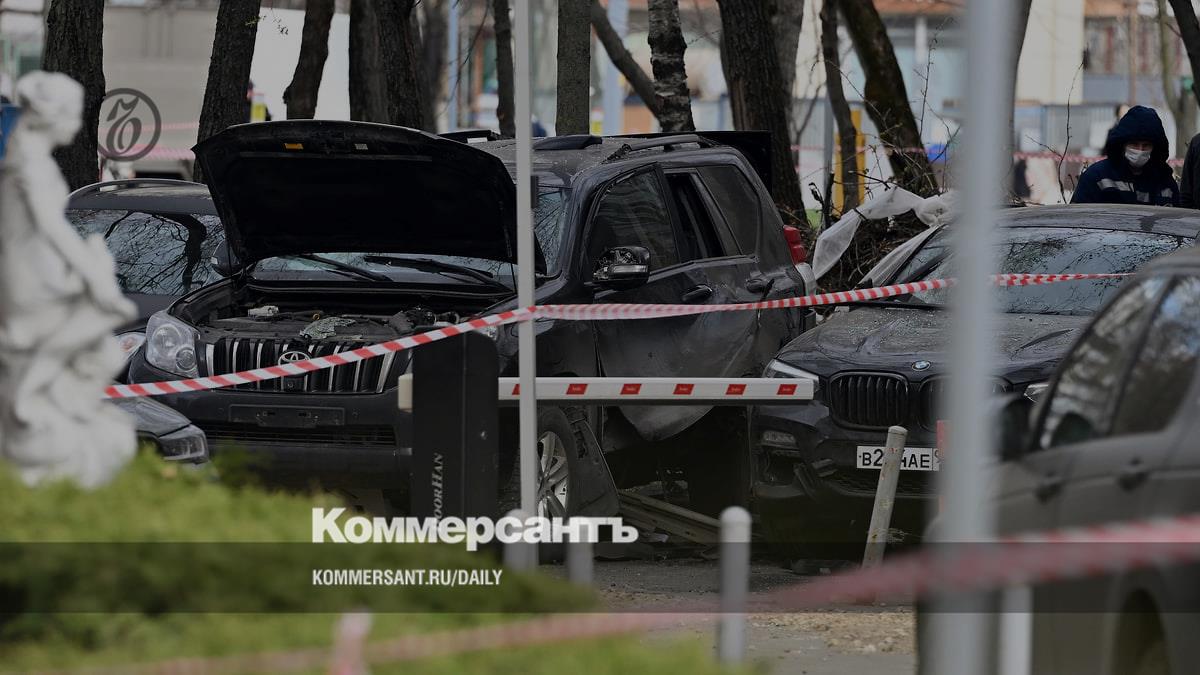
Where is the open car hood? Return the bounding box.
[194,121,538,270]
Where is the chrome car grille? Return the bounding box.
[204,338,407,394]
[826,372,910,428]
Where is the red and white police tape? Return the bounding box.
[39,512,1200,675]
[103,273,1127,400]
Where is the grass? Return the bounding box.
[0,452,744,674]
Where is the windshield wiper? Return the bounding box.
[849,298,944,310]
[361,255,512,289]
[285,254,391,282]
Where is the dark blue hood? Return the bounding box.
[1103,106,1171,174]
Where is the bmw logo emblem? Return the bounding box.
[912,360,931,371]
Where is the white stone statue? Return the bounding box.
[0,72,137,488]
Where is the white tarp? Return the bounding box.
[812,186,956,280]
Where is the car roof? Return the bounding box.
[67,179,217,215]
[998,203,1200,238]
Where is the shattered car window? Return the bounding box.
[891,226,1191,315]
[587,171,680,271]
[66,208,224,295]
[253,187,570,280]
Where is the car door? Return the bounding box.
[1011,275,1169,674]
[586,166,718,440]
[695,164,805,351]
[1049,275,1200,674]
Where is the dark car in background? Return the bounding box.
[917,247,1200,675]
[66,179,226,368]
[752,204,1200,556]
[126,121,808,516]
[66,179,221,464]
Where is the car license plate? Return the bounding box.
[855,445,940,472]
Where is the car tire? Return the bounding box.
[499,407,581,518]
[1132,638,1168,675]
[682,409,752,518]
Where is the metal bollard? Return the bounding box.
[503,509,535,571]
[862,425,908,570]
[567,538,594,586]
[717,506,751,664]
[328,611,372,675]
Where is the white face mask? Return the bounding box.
[1125,147,1152,169]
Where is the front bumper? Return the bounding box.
[752,397,939,540]
[128,359,412,489]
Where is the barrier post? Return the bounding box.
[328,611,372,675]
[503,509,535,570]
[410,332,499,520]
[717,506,751,664]
[862,425,908,570]
[567,539,594,586]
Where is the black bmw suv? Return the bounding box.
[753,204,1200,554]
[126,121,808,515]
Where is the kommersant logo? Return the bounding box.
[312,508,637,552]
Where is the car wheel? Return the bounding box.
[499,407,580,518]
[1132,638,1168,675]
[682,409,752,518]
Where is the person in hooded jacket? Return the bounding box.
[1071,105,1179,206]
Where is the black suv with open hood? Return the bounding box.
[126,121,808,515]
[753,204,1200,555]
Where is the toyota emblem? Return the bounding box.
[278,350,309,366]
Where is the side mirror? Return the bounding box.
[211,241,237,277]
[996,394,1034,462]
[592,245,650,291]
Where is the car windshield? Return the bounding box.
[66,208,224,296]
[251,186,570,283]
[888,226,1192,316]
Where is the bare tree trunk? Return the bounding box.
[196,0,263,181]
[494,0,517,137]
[840,0,936,195]
[349,0,389,123]
[648,0,694,132]
[767,0,803,98]
[716,0,807,229]
[556,0,592,135]
[417,0,447,130]
[284,0,334,120]
[43,0,104,189]
[1002,0,1034,165]
[821,0,857,213]
[1169,0,1200,107]
[375,0,428,130]
[1157,0,1188,156]
[591,0,661,117]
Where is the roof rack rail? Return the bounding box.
[440,129,501,144]
[533,134,603,151]
[602,134,713,164]
[67,178,203,200]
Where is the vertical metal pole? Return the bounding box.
[503,509,535,570]
[931,0,1014,673]
[717,506,751,664]
[447,0,460,132]
[601,0,628,135]
[999,586,1033,675]
[567,539,594,585]
[862,425,907,570]
[514,0,538,569]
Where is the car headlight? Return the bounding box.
[145,311,200,378]
[1023,382,1049,402]
[116,331,146,363]
[764,359,821,390]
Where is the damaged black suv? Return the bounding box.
[126,121,808,515]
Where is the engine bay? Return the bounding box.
[200,306,468,342]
